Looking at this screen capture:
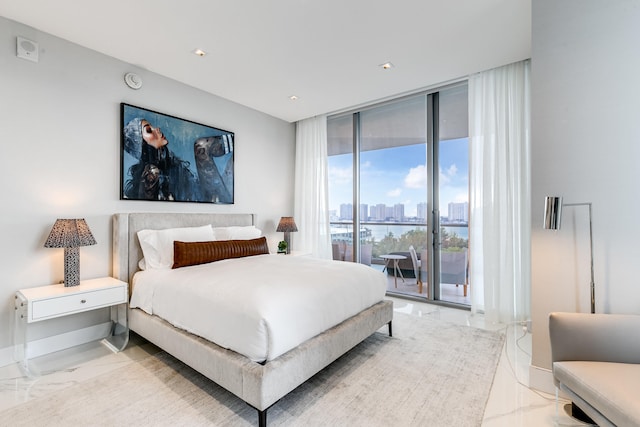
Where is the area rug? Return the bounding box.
[2,312,504,427]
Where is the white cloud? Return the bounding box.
[404,165,427,189]
[439,164,459,186]
[329,165,352,184]
[439,168,450,185]
[387,188,402,197]
[454,193,468,203]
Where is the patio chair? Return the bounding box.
[344,243,372,265]
[361,244,372,266]
[409,245,423,294]
[420,248,429,297]
[332,242,344,261]
[440,250,469,296]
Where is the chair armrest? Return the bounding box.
[549,312,640,365]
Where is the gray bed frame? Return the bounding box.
[112,212,393,427]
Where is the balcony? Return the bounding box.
[331,221,469,305]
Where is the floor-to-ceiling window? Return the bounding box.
[328,83,469,306]
[435,85,469,305]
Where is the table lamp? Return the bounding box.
[276,217,298,254]
[44,218,97,287]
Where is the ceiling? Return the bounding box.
[0,0,531,123]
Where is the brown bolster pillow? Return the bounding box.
[173,236,270,269]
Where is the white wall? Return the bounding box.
[530,0,640,389]
[0,17,295,360]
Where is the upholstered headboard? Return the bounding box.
[112,212,257,286]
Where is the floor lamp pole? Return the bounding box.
[564,202,595,314]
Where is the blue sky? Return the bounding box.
[328,138,469,218]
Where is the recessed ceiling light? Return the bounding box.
[193,49,207,57]
[380,62,394,70]
[289,95,299,101]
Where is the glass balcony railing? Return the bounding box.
[330,220,468,261]
[330,220,470,305]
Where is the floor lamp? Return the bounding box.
[543,196,595,314]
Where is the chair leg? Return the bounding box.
[463,284,468,297]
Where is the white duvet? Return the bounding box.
[130,254,386,362]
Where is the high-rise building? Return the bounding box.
[340,203,353,220]
[374,204,386,220]
[448,201,469,222]
[385,206,394,220]
[360,204,369,221]
[393,203,405,221]
[417,202,428,221]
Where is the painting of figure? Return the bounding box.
[120,103,234,204]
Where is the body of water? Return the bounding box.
[332,223,469,242]
[366,224,468,241]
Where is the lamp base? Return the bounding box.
[63,247,81,287]
[283,232,291,254]
[563,403,595,424]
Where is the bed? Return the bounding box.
[112,212,393,427]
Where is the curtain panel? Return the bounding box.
[468,60,531,324]
[294,115,332,259]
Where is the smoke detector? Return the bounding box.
[124,72,143,90]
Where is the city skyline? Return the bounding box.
[328,137,469,218]
[332,201,469,223]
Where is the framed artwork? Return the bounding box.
[120,103,234,204]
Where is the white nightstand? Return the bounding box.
[14,277,129,374]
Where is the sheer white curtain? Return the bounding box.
[468,60,531,324]
[293,115,332,259]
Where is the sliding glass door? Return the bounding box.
[435,85,469,304]
[328,83,469,306]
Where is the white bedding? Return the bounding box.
[129,254,386,362]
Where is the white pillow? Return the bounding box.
[213,225,262,240]
[137,225,215,269]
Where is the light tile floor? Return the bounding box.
[389,297,592,426]
[0,297,593,426]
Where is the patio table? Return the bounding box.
[380,254,406,288]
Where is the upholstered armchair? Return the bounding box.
[549,312,640,426]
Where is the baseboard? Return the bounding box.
[0,345,16,368]
[529,364,569,399]
[25,322,113,359]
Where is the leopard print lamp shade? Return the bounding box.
[44,219,96,287]
[276,217,297,254]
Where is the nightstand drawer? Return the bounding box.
[31,286,126,322]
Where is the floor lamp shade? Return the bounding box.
[543,196,563,230]
[44,219,97,287]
